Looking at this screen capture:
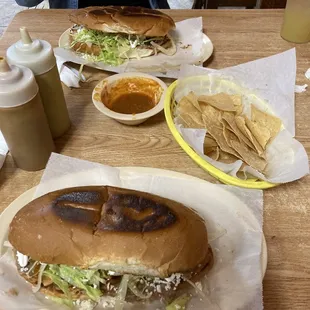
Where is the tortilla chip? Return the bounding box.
[222,123,233,148]
[222,112,255,150]
[177,97,205,128]
[231,140,266,172]
[204,135,218,148]
[205,146,220,160]
[222,125,266,172]
[236,171,247,180]
[237,163,259,180]
[236,163,248,180]
[245,116,271,149]
[198,93,237,112]
[185,91,202,112]
[235,116,265,157]
[251,105,282,142]
[200,102,223,129]
[178,114,205,129]
[231,95,242,107]
[201,107,240,158]
[235,104,244,116]
[206,132,214,139]
[218,150,239,164]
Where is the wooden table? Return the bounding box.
[0,9,309,310]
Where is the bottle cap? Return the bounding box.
[0,57,38,108]
[6,27,56,75]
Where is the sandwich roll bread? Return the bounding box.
[69,6,175,37]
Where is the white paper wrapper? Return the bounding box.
[0,131,8,170]
[55,18,213,79]
[56,55,86,88]
[173,49,309,183]
[0,153,264,310]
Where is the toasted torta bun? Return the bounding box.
[9,186,212,278]
[69,6,176,37]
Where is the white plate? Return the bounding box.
[58,28,213,74]
[0,167,267,277]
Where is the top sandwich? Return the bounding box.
[69,6,177,66]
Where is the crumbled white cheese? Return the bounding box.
[165,284,171,291]
[20,267,29,272]
[195,282,203,291]
[37,234,42,240]
[16,252,28,268]
[74,300,96,310]
[100,296,116,308]
[142,273,184,294]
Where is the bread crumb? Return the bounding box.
[7,288,18,297]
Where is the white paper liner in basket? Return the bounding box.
[173,53,309,184]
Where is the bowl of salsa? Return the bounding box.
[92,72,167,125]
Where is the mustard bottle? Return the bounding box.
[6,27,71,138]
[0,57,55,171]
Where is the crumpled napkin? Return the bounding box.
[0,131,8,170]
[295,84,308,93]
[56,55,86,88]
[295,68,310,93]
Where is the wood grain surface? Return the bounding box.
[0,9,310,310]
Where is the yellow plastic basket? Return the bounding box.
[164,80,278,189]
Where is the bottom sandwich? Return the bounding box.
[8,186,213,309]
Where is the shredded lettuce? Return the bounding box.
[48,265,102,302]
[71,27,163,66]
[43,269,73,307]
[46,295,73,308]
[166,294,191,310]
[115,274,130,310]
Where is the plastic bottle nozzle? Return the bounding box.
[20,27,33,45]
[0,57,11,73]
